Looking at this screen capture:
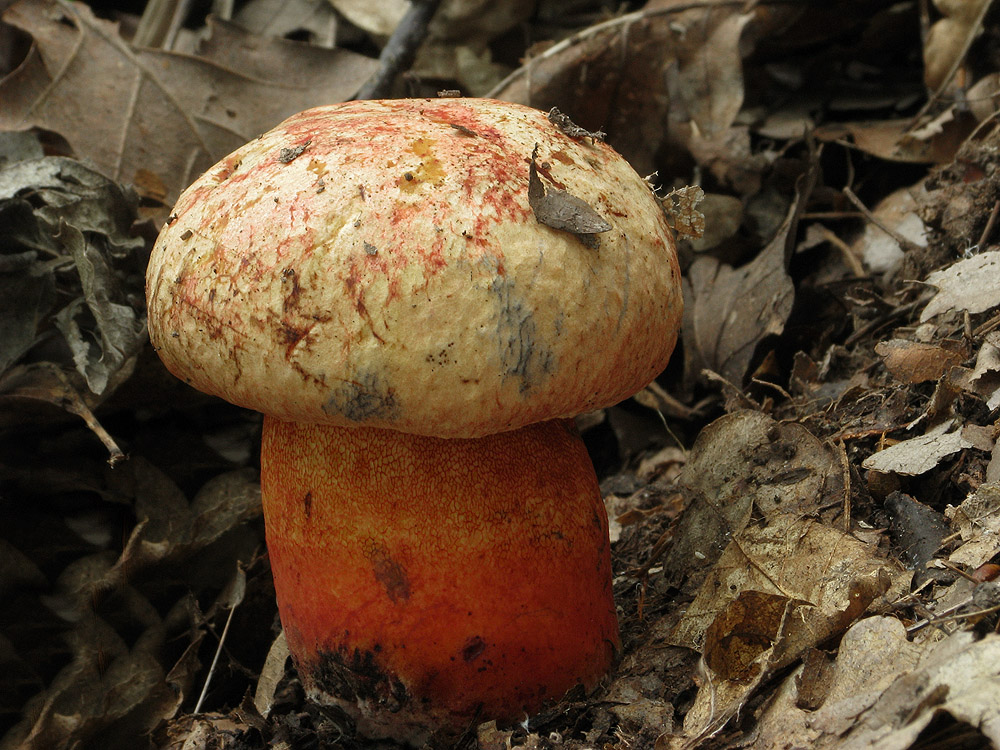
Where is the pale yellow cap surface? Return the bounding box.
[146,98,682,438]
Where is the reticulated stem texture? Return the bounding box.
[260,416,619,743]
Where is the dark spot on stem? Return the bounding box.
[461,636,486,662]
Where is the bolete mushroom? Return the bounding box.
[146,98,683,743]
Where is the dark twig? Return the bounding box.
[977,199,1000,250]
[354,0,443,101]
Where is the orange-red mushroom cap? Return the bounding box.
[146,98,682,437]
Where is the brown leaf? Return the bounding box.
[875,338,966,383]
[923,0,992,90]
[660,411,846,590]
[814,117,973,165]
[253,631,289,718]
[668,7,753,137]
[703,590,791,684]
[0,0,378,207]
[684,229,794,384]
[491,13,676,176]
[660,185,706,239]
[670,515,894,743]
[803,619,1000,748]
[0,363,126,462]
[683,160,814,384]
[527,146,611,247]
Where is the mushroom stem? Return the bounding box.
[260,416,620,743]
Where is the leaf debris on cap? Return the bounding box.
[278,140,311,163]
[548,107,606,142]
[528,144,611,249]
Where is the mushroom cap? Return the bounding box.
[146,98,682,439]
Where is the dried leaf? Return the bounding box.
[661,411,845,588]
[327,0,408,35]
[253,630,289,718]
[920,250,1000,321]
[923,0,992,90]
[660,185,706,239]
[875,338,966,384]
[490,13,676,176]
[702,590,791,684]
[527,146,611,247]
[670,515,893,742]
[0,219,55,373]
[0,155,147,409]
[0,363,125,461]
[671,8,753,137]
[862,421,975,475]
[52,224,145,395]
[684,222,794,383]
[852,183,928,276]
[683,157,813,384]
[0,0,379,207]
[813,619,1000,748]
[884,491,949,584]
[234,0,339,44]
[946,483,1000,569]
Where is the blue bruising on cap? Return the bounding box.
[490,275,554,395]
[323,369,399,422]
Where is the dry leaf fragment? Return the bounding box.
[527,145,611,248]
[668,514,893,743]
[862,421,975,475]
[489,12,676,176]
[884,491,949,585]
[0,0,379,209]
[813,618,1000,748]
[660,185,706,239]
[875,338,966,383]
[547,107,605,141]
[682,154,813,385]
[946,483,1000,569]
[923,0,992,90]
[814,118,970,164]
[852,183,928,276]
[920,250,1000,321]
[684,215,794,383]
[253,630,290,718]
[661,411,846,590]
[670,8,753,137]
[702,590,792,684]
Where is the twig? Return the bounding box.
[842,300,923,347]
[193,602,238,714]
[48,366,126,465]
[977,199,1000,249]
[907,0,993,130]
[354,0,443,100]
[818,225,866,277]
[842,186,923,255]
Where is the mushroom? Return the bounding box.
[146,98,683,743]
